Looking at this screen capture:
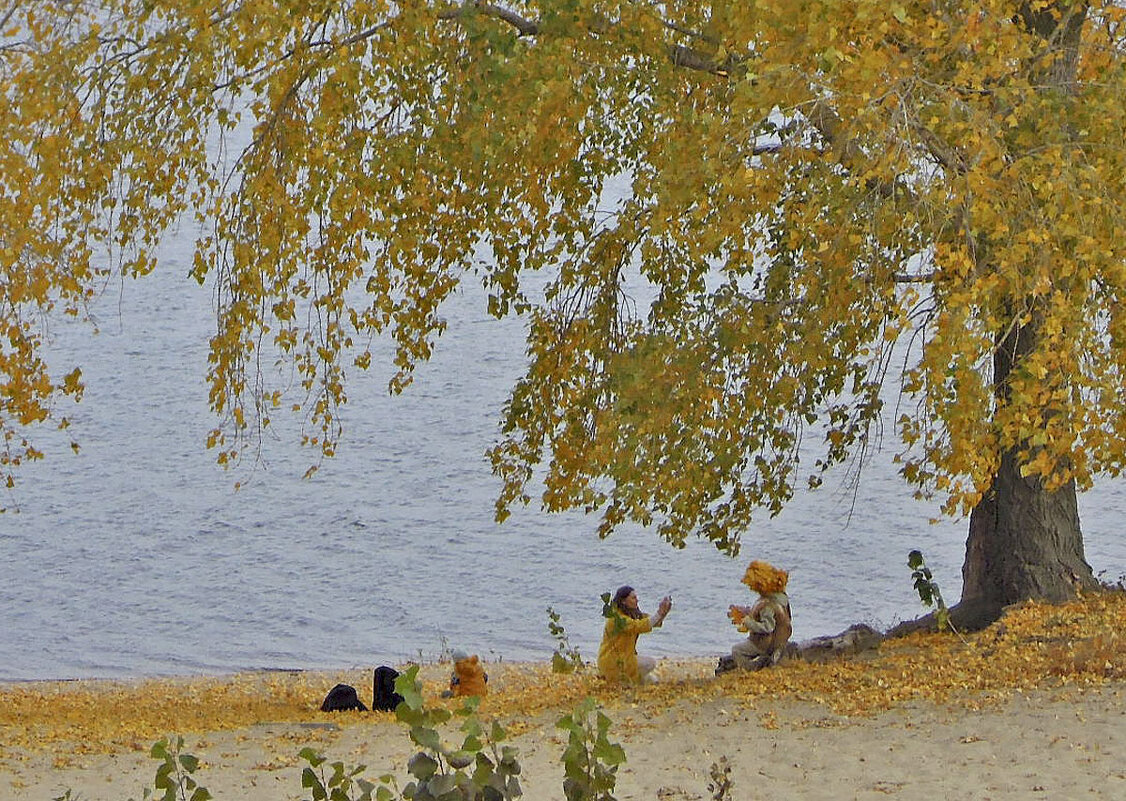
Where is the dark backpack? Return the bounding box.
[320,683,367,712]
[373,665,405,712]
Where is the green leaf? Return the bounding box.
[154,763,173,789]
[460,714,484,739]
[407,752,439,781]
[429,773,458,796]
[460,734,483,753]
[446,749,475,770]
[395,665,424,711]
[302,767,322,790]
[500,745,520,767]
[592,739,626,767]
[299,747,326,768]
[410,725,442,751]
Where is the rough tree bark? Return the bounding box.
[956,454,1097,628]
[954,319,1099,629]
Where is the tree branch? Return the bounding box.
[669,43,728,74]
[437,2,539,36]
[437,1,733,74]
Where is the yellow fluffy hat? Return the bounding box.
[741,560,789,595]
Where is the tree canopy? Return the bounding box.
[3,1,1125,572]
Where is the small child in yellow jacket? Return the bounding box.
[446,649,488,697]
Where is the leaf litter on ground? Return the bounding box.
[0,590,1122,767]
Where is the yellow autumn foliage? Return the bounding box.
[1,591,1122,766]
[739,560,789,595]
[4,1,1126,573]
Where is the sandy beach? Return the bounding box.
[2,593,1124,800]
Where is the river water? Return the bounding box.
[2,235,1124,682]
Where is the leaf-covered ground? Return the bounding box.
[1,591,1122,769]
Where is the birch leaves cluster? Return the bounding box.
[3,1,1126,552]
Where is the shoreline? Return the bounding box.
[3,593,1123,800]
[0,641,744,686]
[2,665,1123,800]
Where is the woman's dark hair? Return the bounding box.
[612,585,644,619]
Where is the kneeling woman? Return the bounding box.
[598,585,672,683]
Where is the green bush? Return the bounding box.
[298,746,397,801]
[547,606,585,674]
[557,697,626,801]
[394,665,522,800]
[908,549,963,639]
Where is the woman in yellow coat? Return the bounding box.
[598,585,672,683]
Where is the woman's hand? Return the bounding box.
[654,595,673,625]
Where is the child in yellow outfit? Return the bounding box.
[447,649,488,697]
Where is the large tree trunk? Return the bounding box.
[956,452,1097,629]
[954,314,1099,629]
[954,314,1098,628]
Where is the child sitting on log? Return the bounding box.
[718,560,793,674]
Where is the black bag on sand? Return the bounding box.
[373,665,405,712]
[321,683,368,712]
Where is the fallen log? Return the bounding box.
[716,623,884,674]
[784,623,884,663]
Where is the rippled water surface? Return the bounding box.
[3,239,1124,681]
